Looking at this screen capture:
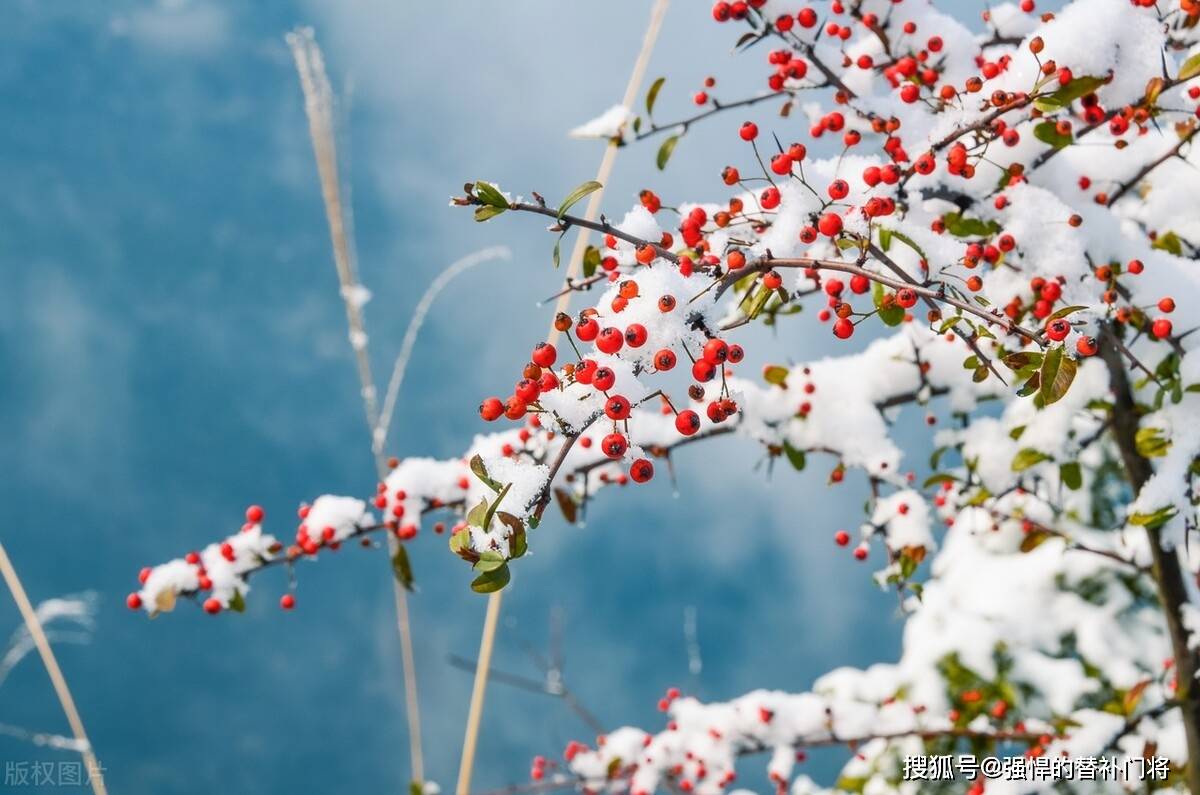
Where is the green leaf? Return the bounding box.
[1135,427,1172,458]
[1129,505,1177,531]
[474,205,506,222]
[747,286,773,320]
[1046,305,1088,322]
[410,781,424,795]
[1033,75,1107,112]
[1016,372,1041,397]
[782,441,806,471]
[763,365,789,387]
[1060,462,1082,491]
[480,482,512,533]
[1181,52,1200,82]
[498,512,528,559]
[1009,425,1026,440]
[873,282,905,326]
[391,546,415,590]
[474,181,509,208]
[466,499,489,529]
[552,232,564,268]
[1152,231,1184,256]
[583,245,601,278]
[645,76,666,116]
[943,211,1001,238]
[470,454,505,493]
[1039,347,1077,405]
[1012,448,1050,472]
[878,227,893,252]
[923,473,959,488]
[471,563,511,593]
[449,528,473,559]
[228,590,245,613]
[474,550,507,573]
[557,180,603,221]
[656,134,680,170]
[1033,121,1073,149]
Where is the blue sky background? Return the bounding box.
[0,1,983,792]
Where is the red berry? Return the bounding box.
[596,327,624,354]
[1159,297,1176,313]
[896,288,917,308]
[203,598,222,615]
[605,395,631,420]
[770,153,793,175]
[832,318,854,339]
[280,593,296,610]
[1045,318,1070,342]
[630,459,654,483]
[692,359,717,382]
[625,324,648,348]
[504,396,527,421]
[850,275,869,294]
[1127,259,1144,274]
[654,349,677,371]
[479,397,504,421]
[726,344,745,363]
[126,592,143,610]
[702,338,729,364]
[601,433,628,459]
[827,179,849,200]
[763,271,783,290]
[245,505,265,524]
[853,546,868,560]
[739,121,759,141]
[576,317,600,342]
[817,213,843,237]
[1151,318,1173,339]
[532,342,556,368]
[592,366,616,391]
[1076,336,1097,356]
[515,378,540,402]
[834,530,850,546]
[675,410,701,436]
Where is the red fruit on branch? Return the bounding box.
[602,433,628,459]
[630,459,654,483]
[675,410,701,436]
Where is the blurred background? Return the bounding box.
[0,1,983,792]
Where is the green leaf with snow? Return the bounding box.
[1135,427,1172,458]
[470,455,505,493]
[1129,506,1176,531]
[474,205,506,222]
[1152,231,1184,256]
[1012,448,1050,472]
[474,181,509,209]
[228,590,245,613]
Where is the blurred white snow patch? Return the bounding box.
[110,0,230,56]
[340,283,372,310]
[569,105,633,140]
